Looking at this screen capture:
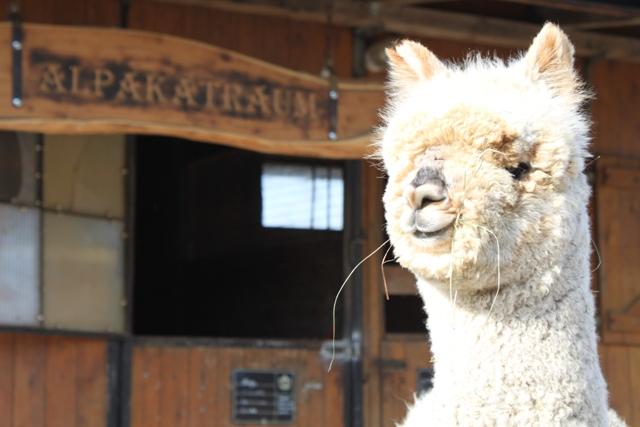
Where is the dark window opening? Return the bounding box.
[133,137,345,339]
[384,295,427,334]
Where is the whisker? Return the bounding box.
[328,239,390,372]
[381,242,393,301]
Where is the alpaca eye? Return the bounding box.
[506,162,531,180]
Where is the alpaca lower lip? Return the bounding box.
[413,222,453,239]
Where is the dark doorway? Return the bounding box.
[133,137,345,339]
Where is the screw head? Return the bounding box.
[328,131,337,140]
[11,40,22,50]
[329,90,338,100]
[12,97,22,108]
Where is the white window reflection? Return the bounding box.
[261,163,344,231]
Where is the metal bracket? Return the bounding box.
[320,338,358,364]
[10,4,23,109]
[328,73,339,141]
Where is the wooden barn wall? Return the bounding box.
[591,60,640,427]
[130,344,344,427]
[0,332,109,427]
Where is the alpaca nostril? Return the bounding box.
[414,181,447,209]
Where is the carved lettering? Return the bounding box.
[146,74,166,103]
[116,72,143,102]
[173,78,198,108]
[34,58,326,130]
[94,68,115,97]
[39,64,67,94]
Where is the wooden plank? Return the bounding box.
[131,346,161,427]
[5,0,121,26]
[602,346,632,423]
[361,162,386,427]
[0,22,381,160]
[566,17,640,31]
[44,337,78,427]
[497,0,640,17]
[159,347,190,427]
[591,61,640,159]
[129,0,354,78]
[0,333,15,427]
[385,265,418,296]
[186,347,218,427]
[13,334,46,427]
[380,338,432,427]
[629,347,640,427]
[596,158,640,345]
[76,339,107,427]
[155,0,640,63]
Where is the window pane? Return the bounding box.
[0,132,38,204]
[43,134,125,218]
[261,163,343,230]
[43,212,124,332]
[0,204,40,325]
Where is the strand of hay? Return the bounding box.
[328,238,390,372]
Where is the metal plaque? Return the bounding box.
[417,367,434,396]
[232,370,295,424]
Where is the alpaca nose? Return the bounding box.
[408,167,447,209]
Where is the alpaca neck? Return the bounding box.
[416,221,607,417]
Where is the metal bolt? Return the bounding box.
[328,131,337,141]
[329,90,338,100]
[12,97,22,108]
[11,40,22,51]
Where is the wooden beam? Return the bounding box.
[566,17,640,31]
[157,0,640,62]
[497,0,640,18]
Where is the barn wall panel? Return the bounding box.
[0,332,109,427]
[130,343,344,427]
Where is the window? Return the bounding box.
[261,163,344,230]
[0,133,126,333]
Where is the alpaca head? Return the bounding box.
[379,24,591,289]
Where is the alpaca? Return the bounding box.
[378,24,627,426]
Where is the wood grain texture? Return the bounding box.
[0,334,15,427]
[13,334,46,427]
[44,337,78,427]
[591,61,640,159]
[0,22,382,159]
[380,338,432,427]
[130,343,344,427]
[596,156,640,345]
[0,333,109,427]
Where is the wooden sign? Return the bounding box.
[0,23,384,159]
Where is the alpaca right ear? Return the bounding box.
[385,40,445,97]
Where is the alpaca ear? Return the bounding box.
[385,40,445,97]
[524,23,578,99]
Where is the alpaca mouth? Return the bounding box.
[411,209,456,240]
[413,221,454,239]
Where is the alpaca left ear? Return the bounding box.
[385,40,445,98]
[524,23,579,99]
